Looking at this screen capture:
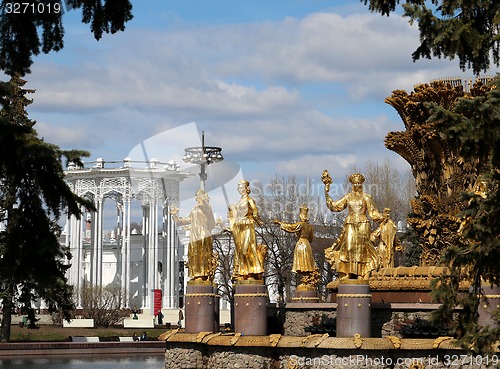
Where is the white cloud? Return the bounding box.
[207,12,422,83]
[25,7,489,186]
[276,153,358,178]
[35,120,101,149]
[28,11,452,113]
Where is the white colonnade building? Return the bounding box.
[63,157,189,311]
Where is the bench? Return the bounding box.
[119,336,135,342]
[70,336,99,342]
[63,319,95,328]
[123,319,154,328]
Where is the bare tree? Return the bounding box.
[251,177,294,303]
[81,285,124,327]
[258,220,295,304]
[313,225,340,301]
[212,233,235,318]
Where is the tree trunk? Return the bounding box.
[0,288,13,342]
[278,279,285,304]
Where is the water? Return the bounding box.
[0,355,164,369]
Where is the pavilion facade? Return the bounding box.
[63,158,189,311]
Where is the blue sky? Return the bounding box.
[21,0,499,218]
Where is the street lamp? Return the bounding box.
[182,131,223,191]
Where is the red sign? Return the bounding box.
[153,289,162,315]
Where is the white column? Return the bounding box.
[96,199,104,287]
[173,215,180,308]
[119,200,126,306]
[164,208,172,308]
[75,214,83,308]
[67,215,76,286]
[164,206,178,309]
[91,208,98,287]
[146,203,157,312]
[125,199,131,307]
[142,204,149,308]
[153,200,159,290]
[161,203,168,308]
[68,213,83,307]
[64,216,72,284]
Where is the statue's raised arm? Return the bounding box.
[321,169,333,194]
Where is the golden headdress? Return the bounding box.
[299,205,309,221]
[349,173,365,184]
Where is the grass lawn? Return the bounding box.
[9,325,169,342]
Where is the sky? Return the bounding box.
[19,0,499,221]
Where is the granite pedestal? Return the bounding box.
[234,281,268,335]
[185,283,218,333]
[336,280,371,337]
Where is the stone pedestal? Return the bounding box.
[336,280,371,337]
[185,283,218,333]
[292,289,319,303]
[214,295,220,332]
[234,282,267,335]
[478,284,500,327]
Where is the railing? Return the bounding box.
[66,158,181,171]
[424,75,495,92]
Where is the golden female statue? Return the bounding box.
[228,180,266,281]
[274,206,317,287]
[323,171,383,280]
[171,190,216,282]
[370,207,401,269]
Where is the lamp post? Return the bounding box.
[181,132,223,333]
[182,131,223,191]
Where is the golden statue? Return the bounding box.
[171,190,216,283]
[274,206,318,289]
[322,171,383,280]
[227,180,266,281]
[370,207,402,269]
